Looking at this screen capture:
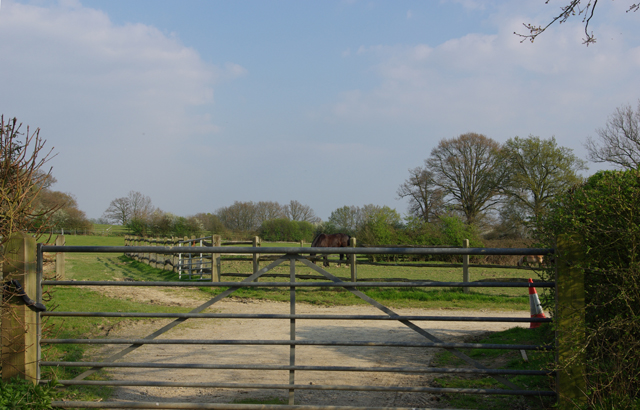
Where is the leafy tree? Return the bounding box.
[427,133,507,226]
[517,1,640,45]
[193,212,226,234]
[36,190,92,230]
[397,166,444,223]
[585,99,640,169]
[259,218,315,242]
[216,201,259,232]
[326,205,359,235]
[501,135,586,224]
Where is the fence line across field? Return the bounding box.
[77,237,551,291]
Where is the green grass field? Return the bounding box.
[50,234,541,310]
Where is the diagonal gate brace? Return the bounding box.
[73,257,290,381]
[298,256,522,391]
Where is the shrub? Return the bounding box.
[538,170,640,408]
[259,219,314,242]
[0,378,62,409]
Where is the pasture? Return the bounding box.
[52,234,540,310]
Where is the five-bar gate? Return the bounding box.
[6,240,572,409]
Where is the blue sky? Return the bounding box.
[1,0,639,221]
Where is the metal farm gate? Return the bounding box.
[3,238,586,409]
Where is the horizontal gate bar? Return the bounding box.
[41,361,554,376]
[41,280,556,288]
[41,338,551,350]
[42,245,555,256]
[46,379,557,396]
[41,311,552,323]
[49,401,491,410]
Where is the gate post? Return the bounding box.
[211,235,221,282]
[1,232,38,382]
[556,234,587,408]
[252,236,261,276]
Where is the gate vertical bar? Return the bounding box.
[289,255,296,405]
[55,235,65,280]
[253,236,261,276]
[36,242,43,382]
[463,239,470,293]
[350,237,357,282]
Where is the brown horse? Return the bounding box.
[517,255,544,267]
[310,233,351,267]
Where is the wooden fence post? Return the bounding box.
[211,235,221,282]
[252,236,261,276]
[55,234,65,280]
[1,232,38,382]
[463,239,470,293]
[556,234,587,408]
[350,237,357,282]
[171,237,178,273]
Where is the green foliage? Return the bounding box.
[539,169,640,406]
[0,378,62,409]
[501,135,586,222]
[258,218,314,242]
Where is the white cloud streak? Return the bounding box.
[0,0,246,217]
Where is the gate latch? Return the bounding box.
[2,279,47,312]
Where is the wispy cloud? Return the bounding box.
[0,0,245,215]
[326,7,640,152]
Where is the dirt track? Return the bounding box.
[86,287,530,409]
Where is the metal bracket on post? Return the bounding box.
[3,279,46,312]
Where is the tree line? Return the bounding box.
[96,99,640,246]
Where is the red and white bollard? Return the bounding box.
[528,278,546,329]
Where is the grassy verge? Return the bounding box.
[429,324,556,410]
[41,286,194,403]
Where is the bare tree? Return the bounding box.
[397,166,445,223]
[102,191,154,226]
[585,100,640,169]
[427,133,507,226]
[102,196,130,225]
[517,1,639,45]
[1,116,57,242]
[255,201,286,225]
[284,200,320,223]
[128,191,155,221]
